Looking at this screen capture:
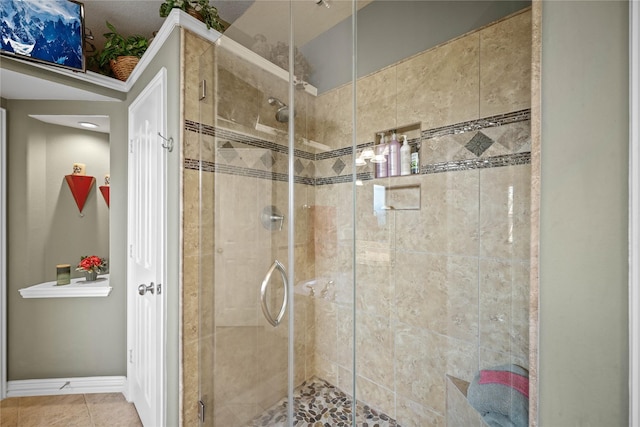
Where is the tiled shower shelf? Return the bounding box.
[19,275,112,298]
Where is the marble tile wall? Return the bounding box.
[309,8,532,427]
[311,163,531,426]
[180,6,531,427]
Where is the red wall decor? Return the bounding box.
[65,175,96,213]
[99,186,110,207]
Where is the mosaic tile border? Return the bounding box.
[185,158,316,185]
[184,109,531,185]
[248,377,399,427]
[421,109,531,140]
[423,152,531,174]
[185,153,529,185]
[314,138,423,161]
[187,120,316,161]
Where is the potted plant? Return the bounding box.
[159,0,225,32]
[76,255,108,282]
[91,21,150,81]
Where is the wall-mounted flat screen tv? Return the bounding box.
[0,0,85,72]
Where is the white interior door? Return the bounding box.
[127,69,167,426]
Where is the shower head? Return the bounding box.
[267,96,292,123]
[275,107,290,123]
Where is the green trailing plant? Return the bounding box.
[159,0,225,32]
[90,21,149,75]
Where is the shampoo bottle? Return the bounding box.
[410,142,420,174]
[375,133,388,178]
[400,135,411,176]
[388,130,400,176]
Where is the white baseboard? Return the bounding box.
[6,376,127,397]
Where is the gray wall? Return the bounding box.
[36,123,109,281]
[539,1,629,425]
[123,27,182,426]
[7,100,126,379]
[301,0,530,93]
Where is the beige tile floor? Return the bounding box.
[0,393,142,427]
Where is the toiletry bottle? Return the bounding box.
[375,133,388,178]
[410,142,420,174]
[400,135,411,176]
[388,130,400,176]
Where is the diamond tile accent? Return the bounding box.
[218,141,238,163]
[294,158,304,175]
[332,158,346,175]
[465,131,494,157]
[261,151,275,169]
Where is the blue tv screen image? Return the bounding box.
[0,0,84,71]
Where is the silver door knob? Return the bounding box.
[138,282,155,296]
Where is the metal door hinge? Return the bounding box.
[198,400,205,423]
[129,349,133,363]
[199,80,206,101]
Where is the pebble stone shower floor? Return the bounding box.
[248,377,400,427]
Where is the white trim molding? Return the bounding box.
[18,275,112,298]
[630,0,639,425]
[6,376,127,398]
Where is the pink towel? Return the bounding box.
[479,370,529,398]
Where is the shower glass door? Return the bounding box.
[197,30,294,427]
[196,1,357,425]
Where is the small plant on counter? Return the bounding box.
[159,0,225,32]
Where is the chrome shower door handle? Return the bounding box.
[260,260,288,327]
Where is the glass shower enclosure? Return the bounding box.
[194,1,532,425]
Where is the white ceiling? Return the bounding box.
[224,0,372,48]
[81,0,254,53]
[80,0,368,53]
[29,114,110,133]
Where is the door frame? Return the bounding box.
[630,0,639,425]
[126,68,168,425]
